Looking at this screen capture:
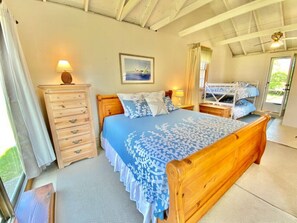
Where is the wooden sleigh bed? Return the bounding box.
[96,90,270,223]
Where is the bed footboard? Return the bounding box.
[158,114,270,223]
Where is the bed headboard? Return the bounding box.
[96,90,173,131]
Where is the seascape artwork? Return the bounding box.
[125,58,151,80]
[120,54,154,84]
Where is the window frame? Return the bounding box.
[199,62,209,90]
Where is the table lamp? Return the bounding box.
[56,60,74,85]
[175,89,184,106]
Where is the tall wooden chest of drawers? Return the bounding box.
[39,84,97,168]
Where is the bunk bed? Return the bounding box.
[203,81,259,119]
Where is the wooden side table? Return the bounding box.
[178,104,194,110]
[199,103,231,118]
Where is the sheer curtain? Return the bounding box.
[184,44,212,110]
[0,2,55,179]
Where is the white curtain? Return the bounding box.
[0,2,56,179]
[185,44,212,110]
[185,43,201,111]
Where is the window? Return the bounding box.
[199,61,209,89]
[0,85,24,221]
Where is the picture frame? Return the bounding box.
[119,53,154,84]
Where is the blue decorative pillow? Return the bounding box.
[164,96,179,112]
[121,99,152,119]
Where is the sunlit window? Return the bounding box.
[199,61,208,89]
[0,86,24,220]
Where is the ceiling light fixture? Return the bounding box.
[271,40,283,48]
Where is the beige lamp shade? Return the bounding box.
[56,60,74,85]
[175,89,184,97]
[56,60,73,72]
[175,89,184,106]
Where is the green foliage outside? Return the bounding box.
[269,71,287,95]
[0,146,23,183]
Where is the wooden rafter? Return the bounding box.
[140,0,159,27]
[216,23,297,46]
[279,2,287,50]
[116,0,126,21]
[179,0,285,37]
[84,0,89,12]
[222,0,247,55]
[118,0,141,21]
[252,11,265,53]
[150,0,213,31]
[172,0,188,18]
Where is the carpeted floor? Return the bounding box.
[56,141,297,223]
[238,114,262,123]
[56,151,142,223]
[238,113,275,128]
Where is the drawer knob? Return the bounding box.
[71,130,79,134]
[72,139,82,144]
[61,105,65,108]
[69,119,77,123]
[74,149,82,154]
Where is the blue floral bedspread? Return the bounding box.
[102,110,246,219]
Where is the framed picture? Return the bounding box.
[119,53,154,84]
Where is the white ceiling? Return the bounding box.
[39,0,297,56]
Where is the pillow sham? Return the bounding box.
[121,99,152,119]
[142,91,165,100]
[117,92,143,117]
[145,96,168,117]
[164,96,179,112]
[235,81,249,87]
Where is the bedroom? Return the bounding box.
[0,0,297,222]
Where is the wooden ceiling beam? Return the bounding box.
[252,11,265,53]
[116,0,126,21]
[118,0,142,21]
[172,0,188,18]
[222,0,247,56]
[150,0,213,31]
[140,0,159,27]
[179,0,285,37]
[84,0,89,12]
[216,23,297,46]
[279,2,287,50]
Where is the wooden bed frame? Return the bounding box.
[96,90,270,223]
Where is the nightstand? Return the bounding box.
[199,103,231,118]
[178,104,194,111]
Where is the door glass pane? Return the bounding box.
[0,88,24,203]
[266,58,291,104]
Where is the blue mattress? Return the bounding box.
[233,99,256,119]
[102,109,246,219]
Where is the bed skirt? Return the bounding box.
[101,135,157,223]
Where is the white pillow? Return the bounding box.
[145,96,168,117]
[141,91,165,100]
[117,92,143,117]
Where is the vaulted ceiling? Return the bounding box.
[39,0,297,56]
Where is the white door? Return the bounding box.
[261,56,295,116]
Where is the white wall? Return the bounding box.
[6,0,188,137]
